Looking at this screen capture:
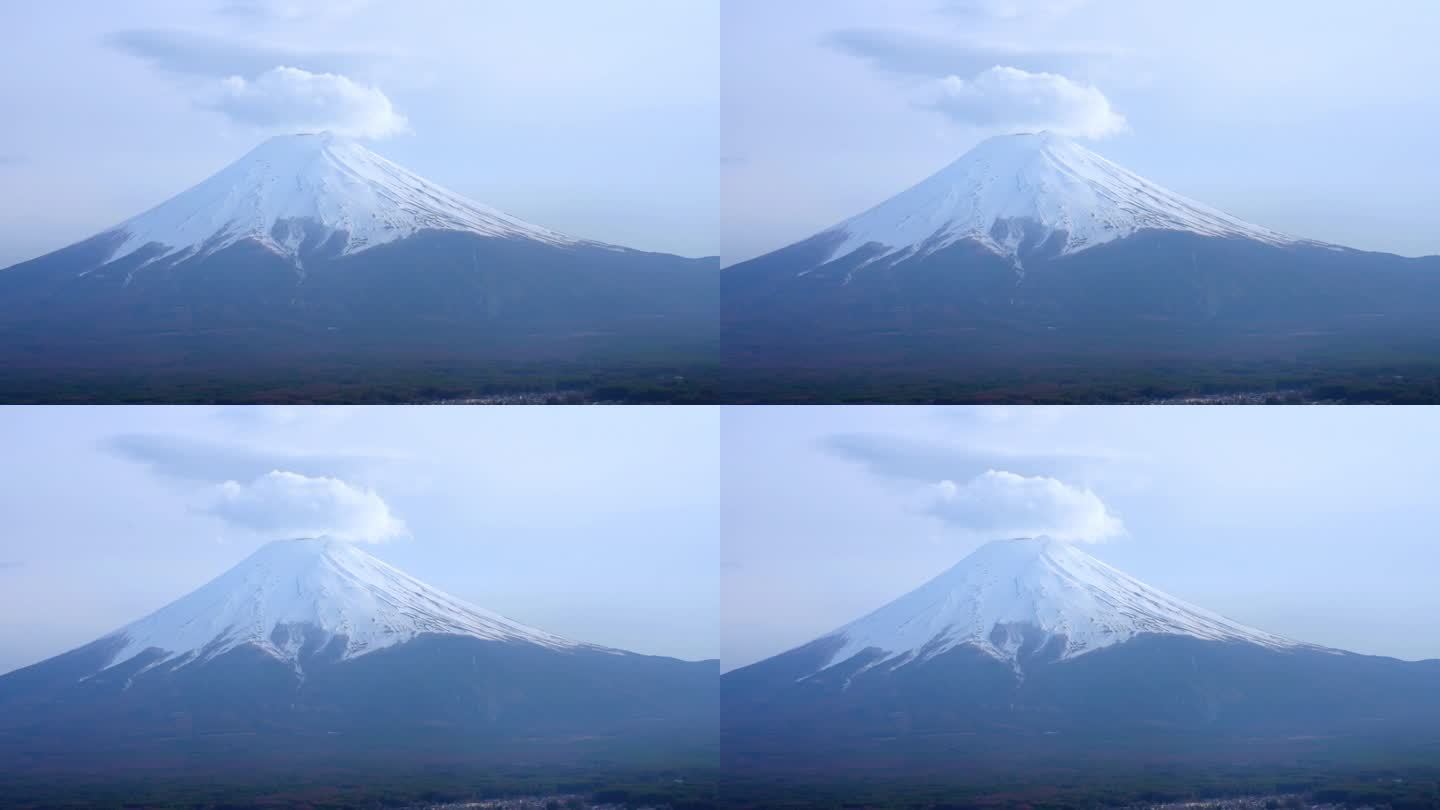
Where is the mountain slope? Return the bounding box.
[0,135,717,402]
[103,132,584,268]
[722,133,1440,403]
[104,538,589,673]
[821,132,1309,267]
[723,538,1440,764]
[809,537,1300,676]
[0,539,717,760]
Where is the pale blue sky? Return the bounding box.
[0,0,718,267]
[0,406,719,674]
[723,406,1440,671]
[723,0,1440,265]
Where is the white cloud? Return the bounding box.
[923,66,1127,139]
[206,66,409,139]
[208,470,407,544]
[927,470,1124,543]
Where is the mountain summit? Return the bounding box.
[812,537,1297,676]
[104,133,584,268]
[825,132,1308,266]
[106,538,587,674]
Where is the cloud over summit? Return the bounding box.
[924,67,1127,138]
[826,18,1125,139]
[824,428,1125,544]
[929,470,1125,544]
[107,28,406,139]
[208,66,409,139]
[208,470,407,544]
[106,431,405,545]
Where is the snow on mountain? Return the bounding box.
[103,537,590,672]
[103,132,585,267]
[810,537,1299,675]
[822,132,1311,266]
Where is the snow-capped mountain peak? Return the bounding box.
[811,537,1297,675]
[823,131,1308,265]
[103,537,587,672]
[104,132,582,266]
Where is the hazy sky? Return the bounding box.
[722,0,1440,265]
[0,406,719,674]
[0,0,718,267]
[723,406,1440,671]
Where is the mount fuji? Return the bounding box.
[798,537,1305,677]
[722,132,1440,403]
[807,132,1312,269]
[100,537,592,673]
[0,134,717,402]
[0,538,717,765]
[92,133,586,268]
[723,538,1440,776]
